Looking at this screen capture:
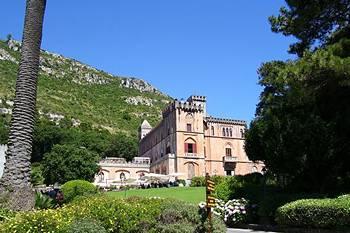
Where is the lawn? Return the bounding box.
[106,187,205,204]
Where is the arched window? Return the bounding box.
[120,172,126,181]
[229,128,233,137]
[240,129,245,138]
[225,143,233,157]
[226,128,229,137]
[184,138,197,154]
[98,172,104,182]
[222,128,226,136]
[211,126,215,135]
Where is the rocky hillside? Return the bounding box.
[0,39,171,135]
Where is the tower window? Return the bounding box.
[211,126,215,135]
[229,128,233,137]
[185,143,197,153]
[222,128,226,136]
[225,148,232,156]
[187,124,192,132]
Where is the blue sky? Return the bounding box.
[0,1,295,122]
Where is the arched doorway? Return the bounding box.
[185,162,198,179]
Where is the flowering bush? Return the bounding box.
[0,195,226,233]
[199,198,248,227]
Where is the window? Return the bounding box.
[185,143,196,153]
[240,129,245,138]
[229,128,233,137]
[188,144,194,153]
[226,128,229,137]
[120,172,126,181]
[225,148,232,156]
[211,126,215,135]
[222,128,226,136]
[98,172,104,182]
[187,123,192,132]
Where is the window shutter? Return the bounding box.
[184,143,188,152]
[193,144,197,153]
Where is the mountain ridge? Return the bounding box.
[0,38,171,135]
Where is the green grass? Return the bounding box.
[106,187,205,204]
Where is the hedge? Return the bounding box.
[276,197,350,229]
[0,196,226,233]
[61,180,98,203]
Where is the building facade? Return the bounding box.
[94,157,150,187]
[139,95,264,179]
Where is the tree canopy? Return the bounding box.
[42,144,100,185]
[269,0,350,56]
[245,38,350,193]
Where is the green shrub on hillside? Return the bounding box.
[276,197,350,229]
[61,180,98,203]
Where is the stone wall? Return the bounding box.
[0,144,7,178]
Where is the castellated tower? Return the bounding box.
[187,95,207,116]
[139,120,152,140]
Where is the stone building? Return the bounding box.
[139,95,264,180]
[94,157,150,187]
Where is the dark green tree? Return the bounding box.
[104,134,138,161]
[42,144,100,185]
[31,119,65,162]
[246,39,350,192]
[269,0,350,56]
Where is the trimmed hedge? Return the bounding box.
[276,197,350,229]
[190,176,206,187]
[0,196,226,233]
[61,180,98,203]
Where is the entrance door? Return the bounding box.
[188,163,195,179]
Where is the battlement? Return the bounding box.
[162,99,205,118]
[187,95,206,103]
[205,116,246,125]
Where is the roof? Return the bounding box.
[141,119,152,129]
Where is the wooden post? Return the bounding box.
[206,172,215,233]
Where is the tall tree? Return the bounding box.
[0,0,46,210]
[245,40,350,193]
[269,0,350,56]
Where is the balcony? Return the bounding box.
[184,153,198,157]
[223,156,237,163]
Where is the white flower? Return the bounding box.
[198,202,206,209]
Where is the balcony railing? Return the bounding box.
[223,156,237,162]
[184,153,197,157]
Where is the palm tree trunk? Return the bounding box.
[0,0,46,210]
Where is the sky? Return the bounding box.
[0,1,296,122]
